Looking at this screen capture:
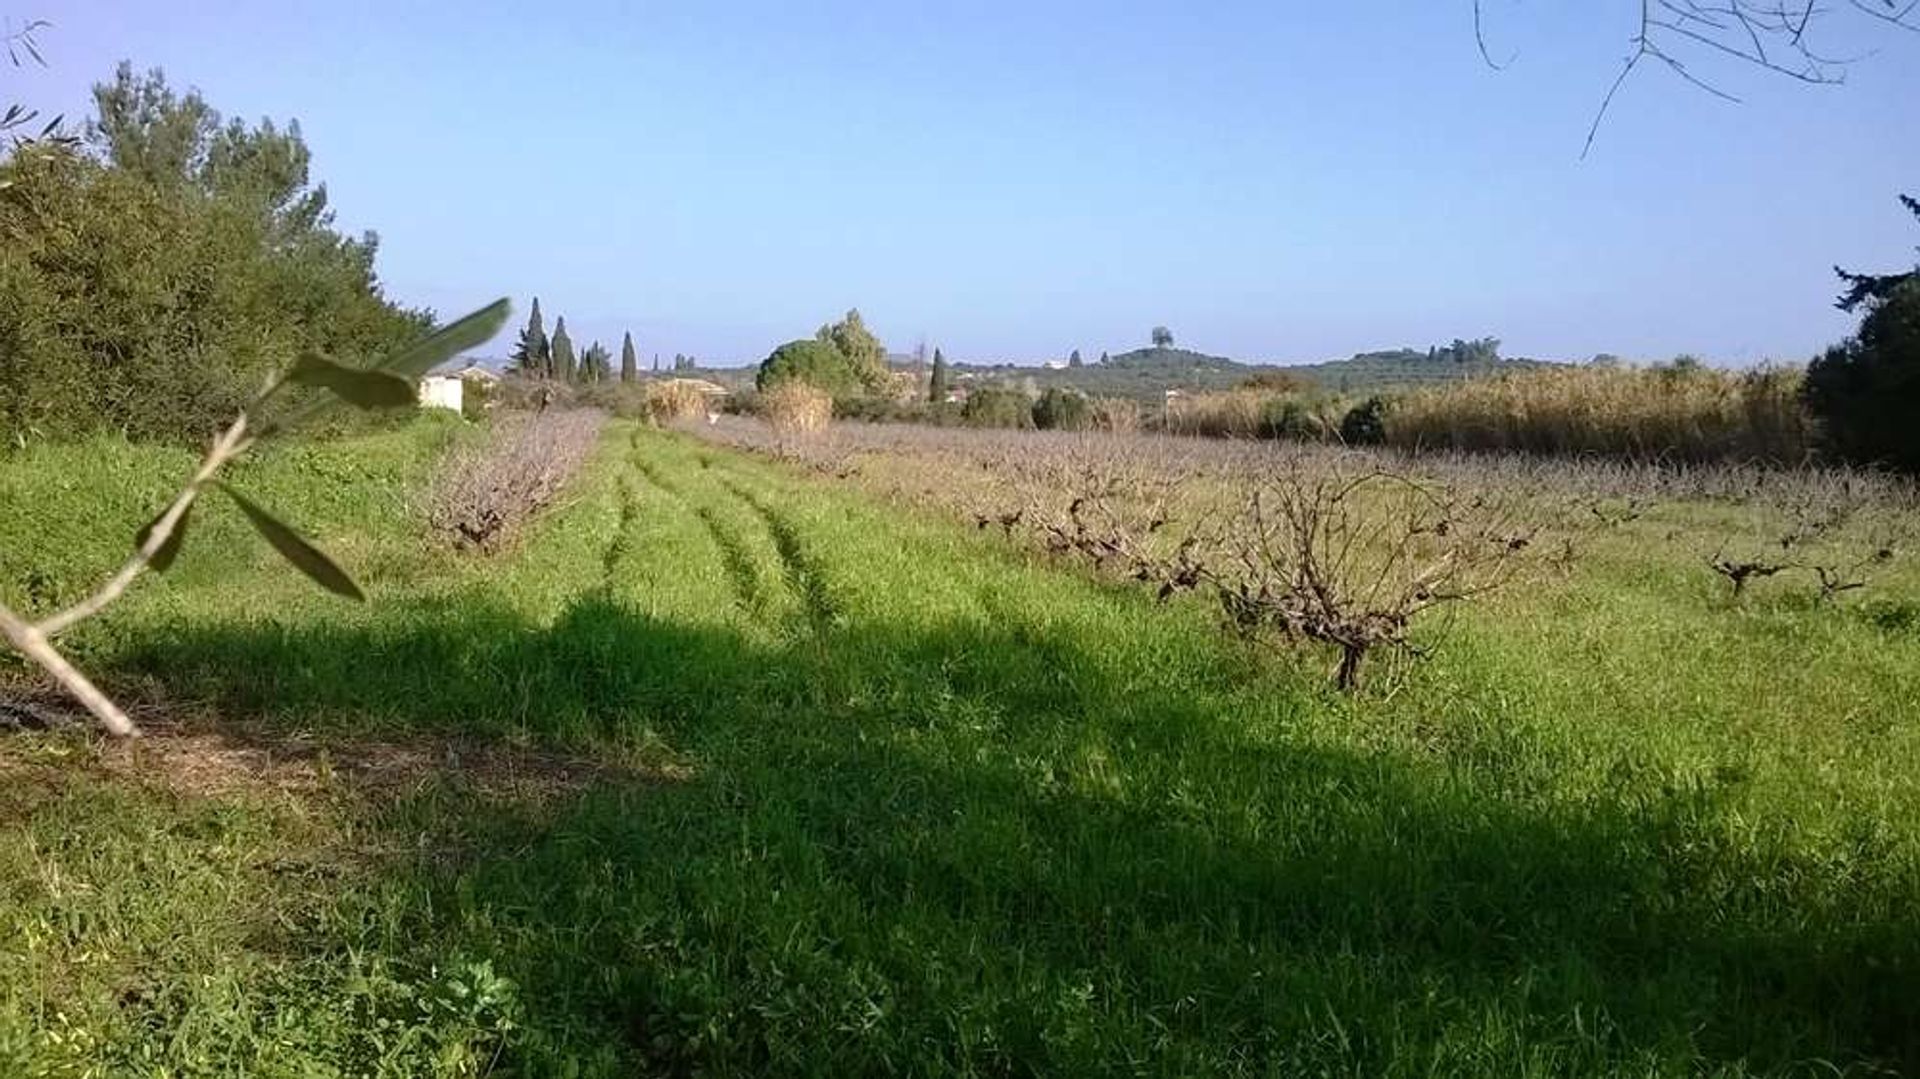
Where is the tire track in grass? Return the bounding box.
[600,474,644,588]
[691,503,767,615]
[717,476,840,635]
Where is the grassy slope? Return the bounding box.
[2,419,1918,1076]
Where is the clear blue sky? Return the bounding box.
[14,1,1920,366]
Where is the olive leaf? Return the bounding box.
[218,484,364,601]
[286,352,416,409]
[134,503,191,573]
[374,299,512,380]
[259,299,509,435]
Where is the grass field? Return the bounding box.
[4,415,1920,1076]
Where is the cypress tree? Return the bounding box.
[511,297,551,377]
[583,341,612,382]
[552,317,577,382]
[621,332,638,383]
[929,347,949,403]
[1068,348,1083,368]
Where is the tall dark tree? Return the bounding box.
[1804,194,1920,472]
[620,332,638,383]
[511,297,551,377]
[1099,351,1110,365]
[652,353,660,372]
[1068,348,1083,368]
[1151,326,1174,349]
[928,347,949,403]
[551,316,576,382]
[582,341,612,383]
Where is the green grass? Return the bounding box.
[3,418,1918,1075]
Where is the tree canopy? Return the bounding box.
[757,339,868,397]
[1803,194,1920,471]
[1,66,429,442]
[816,309,889,392]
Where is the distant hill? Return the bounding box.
[1278,349,1562,395]
[935,346,1565,401]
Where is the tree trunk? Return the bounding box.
[1335,643,1367,691]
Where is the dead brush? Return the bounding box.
[1702,478,1904,602]
[1010,455,1539,690]
[429,409,605,551]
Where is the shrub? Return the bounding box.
[429,410,606,551]
[757,339,864,398]
[833,396,932,424]
[761,382,832,433]
[1031,387,1093,431]
[961,385,1034,429]
[1340,396,1388,445]
[1804,279,1920,472]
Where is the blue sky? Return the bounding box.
[13,1,1919,366]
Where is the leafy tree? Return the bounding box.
[928,347,949,403]
[962,384,1034,428]
[511,297,551,377]
[1804,194,1920,472]
[1099,351,1110,365]
[1151,326,1175,349]
[758,339,865,397]
[1032,386,1092,430]
[1068,349,1083,368]
[551,317,576,382]
[0,67,428,442]
[817,309,889,391]
[620,332,637,383]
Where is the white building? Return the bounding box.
[418,375,463,412]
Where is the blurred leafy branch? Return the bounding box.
[0,301,510,736]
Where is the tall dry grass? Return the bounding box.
[645,380,715,425]
[1164,390,1341,441]
[761,382,833,433]
[1384,364,1812,462]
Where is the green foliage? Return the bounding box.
[1834,194,1920,313]
[1068,348,1083,368]
[1340,396,1389,444]
[961,383,1034,428]
[757,338,866,397]
[1804,280,1920,471]
[1805,196,1920,472]
[1436,337,1502,365]
[1031,386,1093,430]
[550,317,576,382]
[816,308,889,392]
[1151,325,1174,348]
[0,67,428,444]
[620,332,638,384]
[580,341,613,384]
